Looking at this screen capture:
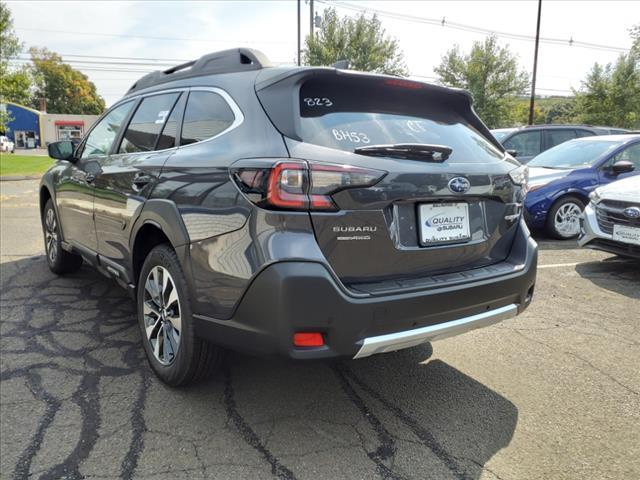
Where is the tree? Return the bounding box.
[303,8,408,76]
[30,47,105,115]
[0,1,31,132]
[573,28,640,129]
[434,36,529,128]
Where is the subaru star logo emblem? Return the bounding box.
[623,207,640,219]
[448,177,471,194]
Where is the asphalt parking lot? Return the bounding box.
[1,179,638,480]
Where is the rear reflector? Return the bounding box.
[293,332,324,347]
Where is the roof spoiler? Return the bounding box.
[127,48,272,94]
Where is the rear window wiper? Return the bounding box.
[354,143,453,162]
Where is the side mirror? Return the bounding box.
[506,149,518,157]
[48,141,77,162]
[611,160,635,175]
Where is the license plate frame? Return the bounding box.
[419,202,471,246]
[612,224,640,246]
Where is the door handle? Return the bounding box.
[132,174,152,191]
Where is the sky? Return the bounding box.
[7,0,640,107]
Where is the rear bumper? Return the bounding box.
[194,220,538,359]
[579,202,640,259]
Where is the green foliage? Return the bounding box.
[303,8,408,76]
[574,53,640,129]
[30,47,105,115]
[435,36,529,128]
[0,1,31,132]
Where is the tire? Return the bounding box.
[546,195,585,240]
[137,244,223,386]
[42,199,83,274]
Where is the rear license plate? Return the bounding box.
[419,202,471,245]
[613,224,640,246]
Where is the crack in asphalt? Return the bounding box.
[331,363,404,480]
[338,364,472,480]
[223,365,298,480]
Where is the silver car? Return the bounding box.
[579,175,640,259]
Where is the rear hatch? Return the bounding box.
[256,69,525,288]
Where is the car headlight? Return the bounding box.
[589,189,602,204]
[508,165,529,190]
[527,181,550,193]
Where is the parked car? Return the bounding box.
[579,175,640,258]
[40,48,537,386]
[524,135,640,239]
[0,135,15,153]
[491,125,628,163]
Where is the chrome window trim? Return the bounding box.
[176,87,244,149]
[111,86,244,152]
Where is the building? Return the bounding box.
[0,102,99,149]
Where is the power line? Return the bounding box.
[15,26,292,46]
[319,0,630,54]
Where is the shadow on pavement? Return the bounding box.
[1,255,518,479]
[575,257,640,300]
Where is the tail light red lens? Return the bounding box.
[232,159,385,212]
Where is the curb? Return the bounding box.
[0,175,43,182]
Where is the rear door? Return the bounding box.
[92,91,185,267]
[503,130,542,163]
[261,72,525,287]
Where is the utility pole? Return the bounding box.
[528,0,542,125]
[297,0,301,66]
[309,0,314,40]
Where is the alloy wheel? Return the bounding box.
[143,266,182,365]
[554,202,582,238]
[45,208,59,263]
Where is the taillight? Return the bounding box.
[232,159,385,211]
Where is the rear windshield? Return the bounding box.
[528,139,621,169]
[298,77,504,164]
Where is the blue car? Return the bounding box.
[524,135,640,238]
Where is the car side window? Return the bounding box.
[546,129,577,149]
[575,129,594,138]
[612,143,640,169]
[180,91,235,146]
[80,101,134,159]
[119,93,180,153]
[503,131,541,157]
[155,94,186,151]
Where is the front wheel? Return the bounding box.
[546,196,585,239]
[137,244,223,386]
[42,199,83,274]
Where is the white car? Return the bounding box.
[0,135,15,153]
[579,175,640,259]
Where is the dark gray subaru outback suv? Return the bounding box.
[41,48,537,386]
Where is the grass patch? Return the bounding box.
[0,154,53,177]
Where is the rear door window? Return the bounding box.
[546,129,577,149]
[298,77,504,164]
[156,94,185,150]
[575,129,595,138]
[119,93,180,153]
[180,91,235,145]
[503,131,541,157]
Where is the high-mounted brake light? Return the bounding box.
[232,160,386,212]
[383,78,423,89]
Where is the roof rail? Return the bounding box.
[127,48,272,94]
